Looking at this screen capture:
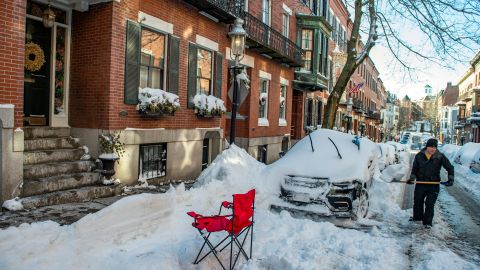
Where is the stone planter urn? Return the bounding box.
[98,154,119,180]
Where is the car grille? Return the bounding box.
[284,175,329,188]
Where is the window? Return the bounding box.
[280,84,287,119]
[317,101,323,125]
[139,143,167,180]
[259,79,269,118]
[301,29,314,71]
[258,145,267,163]
[196,48,213,95]
[201,138,210,171]
[140,28,166,89]
[262,0,270,25]
[306,98,314,126]
[282,13,290,37]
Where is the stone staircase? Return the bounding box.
[20,127,122,209]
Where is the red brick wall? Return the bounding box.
[0,0,26,127]
[70,0,229,130]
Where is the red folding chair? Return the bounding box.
[187,189,255,270]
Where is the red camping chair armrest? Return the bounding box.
[222,201,233,208]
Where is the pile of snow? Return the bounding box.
[439,144,461,160]
[192,93,226,114]
[1,197,23,211]
[137,87,180,111]
[1,130,476,269]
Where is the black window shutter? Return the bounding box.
[214,52,223,98]
[167,35,180,95]
[124,20,141,105]
[187,43,198,108]
[304,98,309,129]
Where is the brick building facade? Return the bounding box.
[0,0,388,204]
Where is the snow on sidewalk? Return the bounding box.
[0,144,476,269]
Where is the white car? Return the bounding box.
[272,129,377,219]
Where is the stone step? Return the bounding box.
[22,172,101,197]
[23,160,93,180]
[24,137,80,151]
[23,127,71,139]
[24,148,86,165]
[20,184,123,209]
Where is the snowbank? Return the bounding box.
[439,144,461,160]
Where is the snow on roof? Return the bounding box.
[267,129,377,183]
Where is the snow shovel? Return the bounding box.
[390,179,444,185]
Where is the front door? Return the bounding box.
[24,0,70,127]
[24,18,51,126]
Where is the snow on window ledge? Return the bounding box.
[279,119,287,126]
[258,118,269,126]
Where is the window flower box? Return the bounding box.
[193,94,226,118]
[137,88,180,118]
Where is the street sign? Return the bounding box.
[228,79,249,106]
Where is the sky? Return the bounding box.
[359,1,479,101]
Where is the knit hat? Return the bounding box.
[426,138,438,148]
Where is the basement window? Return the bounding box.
[139,143,167,180]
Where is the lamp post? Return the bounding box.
[346,97,353,134]
[228,18,246,145]
[360,122,366,137]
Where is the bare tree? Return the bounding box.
[322,0,480,129]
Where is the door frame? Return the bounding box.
[25,2,71,127]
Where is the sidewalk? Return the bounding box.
[0,180,195,229]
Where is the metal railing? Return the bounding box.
[240,11,303,66]
[206,0,244,15]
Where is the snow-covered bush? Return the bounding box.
[259,92,268,105]
[98,131,125,159]
[137,87,180,115]
[193,93,226,117]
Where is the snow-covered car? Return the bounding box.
[272,129,377,219]
[470,151,480,173]
[376,143,396,171]
[454,142,480,165]
[386,141,403,163]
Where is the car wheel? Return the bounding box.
[353,186,369,219]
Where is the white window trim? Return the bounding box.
[259,78,270,125]
[196,35,219,52]
[282,3,292,15]
[262,0,271,26]
[279,83,287,121]
[138,12,173,34]
[259,70,272,80]
[280,77,289,86]
[279,118,287,126]
[282,12,290,38]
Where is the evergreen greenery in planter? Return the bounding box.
[193,93,226,118]
[137,87,180,118]
[98,131,125,181]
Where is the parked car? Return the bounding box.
[470,151,480,173]
[271,129,377,219]
[454,143,480,166]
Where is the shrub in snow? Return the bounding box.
[193,93,226,117]
[137,87,180,115]
[98,131,125,160]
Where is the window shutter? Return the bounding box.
[214,52,223,98]
[167,35,180,95]
[304,98,309,129]
[124,20,141,105]
[187,43,198,108]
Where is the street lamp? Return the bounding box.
[346,97,353,134]
[359,122,366,137]
[228,18,246,145]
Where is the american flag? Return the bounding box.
[348,82,364,94]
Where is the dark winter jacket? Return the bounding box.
[409,148,454,183]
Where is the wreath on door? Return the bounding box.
[24,42,46,72]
